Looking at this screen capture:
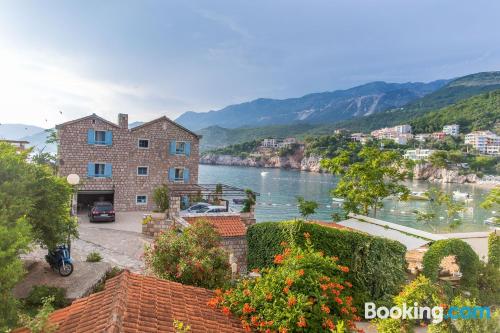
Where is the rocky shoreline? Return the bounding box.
[200,153,500,186]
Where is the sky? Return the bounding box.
[0,0,500,128]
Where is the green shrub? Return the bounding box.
[422,239,480,295]
[477,262,500,306]
[92,267,123,293]
[153,184,170,212]
[25,285,68,311]
[144,219,230,289]
[374,276,451,333]
[488,232,500,267]
[247,221,407,309]
[86,251,103,262]
[210,237,360,332]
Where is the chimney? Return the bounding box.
[118,113,128,129]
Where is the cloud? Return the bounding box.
[0,46,187,127]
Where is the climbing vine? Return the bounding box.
[422,239,480,294]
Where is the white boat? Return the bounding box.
[408,191,429,201]
[331,197,345,203]
[453,191,471,201]
[260,171,269,176]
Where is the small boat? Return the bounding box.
[260,171,269,176]
[453,191,471,201]
[484,217,499,226]
[331,197,345,203]
[408,191,429,201]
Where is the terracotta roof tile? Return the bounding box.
[14,271,244,333]
[184,215,247,237]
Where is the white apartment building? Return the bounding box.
[414,133,431,142]
[261,137,297,149]
[486,145,500,156]
[443,124,460,137]
[394,124,412,134]
[465,131,500,154]
[404,148,435,161]
[350,133,371,144]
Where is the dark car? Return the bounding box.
[88,202,115,222]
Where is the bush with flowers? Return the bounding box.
[208,233,362,332]
[144,219,230,289]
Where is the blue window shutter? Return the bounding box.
[105,131,113,145]
[185,142,191,156]
[104,164,112,178]
[183,168,190,183]
[169,141,176,155]
[87,163,94,177]
[87,129,95,144]
[168,168,175,181]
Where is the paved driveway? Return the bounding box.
[24,212,152,273]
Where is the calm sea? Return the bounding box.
[199,164,495,233]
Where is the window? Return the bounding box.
[136,195,147,204]
[88,129,112,145]
[175,141,186,154]
[137,166,148,176]
[95,131,106,144]
[174,168,184,181]
[87,162,112,178]
[138,139,149,149]
[94,163,105,177]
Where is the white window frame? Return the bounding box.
[137,166,149,176]
[175,141,186,155]
[137,138,150,149]
[136,195,148,205]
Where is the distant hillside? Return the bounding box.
[178,80,448,130]
[328,71,500,133]
[198,124,316,151]
[197,72,500,149]
[0,124,45,140]
[19,129,56,154]
[409,90,500,134]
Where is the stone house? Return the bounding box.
[56,113,200,212]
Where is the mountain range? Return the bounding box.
[3,71,500,153]
[175,80,449,130]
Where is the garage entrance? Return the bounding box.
[77,190,114,213]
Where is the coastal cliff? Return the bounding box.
[412,163,479,184]
[200,154,494,185]
[200,148,324,172]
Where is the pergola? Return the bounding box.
[167,183,259,198]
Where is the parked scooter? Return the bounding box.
[45,245,74,276]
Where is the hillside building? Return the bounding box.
[404,148,435,161]
[443,124,460,137]
[465,130,500,154]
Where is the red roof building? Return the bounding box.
[183,215,248,273]
[15,271,244,333]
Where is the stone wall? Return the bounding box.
[57,114,200,211]
[222,236,248,274]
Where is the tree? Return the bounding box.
[321,144,410,217]
[144,219,230,289]
[241,189,256,213]
[0,143,76,329]
[428,150,448,168]
[481,186,500,224]
[152,184,170,212]
[296,196,318,220]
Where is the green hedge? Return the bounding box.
[247,221,407,306]
[422,238,480,293]
[489,232,500,267]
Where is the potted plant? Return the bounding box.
[152,184,169,219]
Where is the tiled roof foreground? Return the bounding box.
[14,271,244,333]
[184,215,247,237]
